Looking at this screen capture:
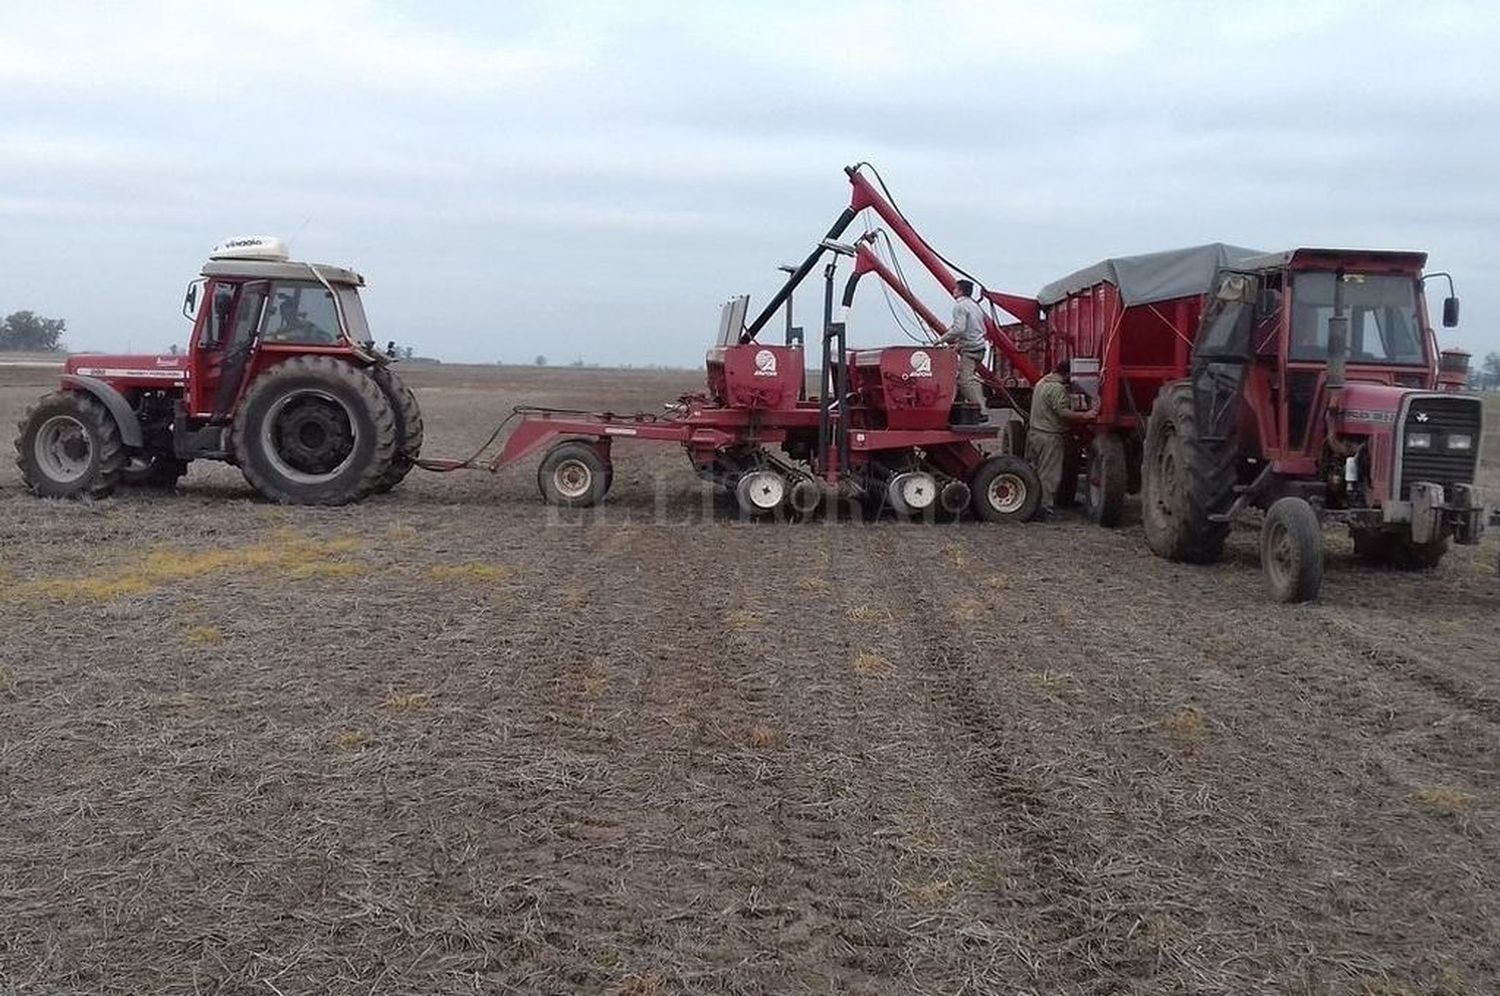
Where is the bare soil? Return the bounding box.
[2,362,1497,995]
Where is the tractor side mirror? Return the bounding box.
[1442,296,1460,328]
[182,280,202,319]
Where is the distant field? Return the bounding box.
[1,363,1497,995]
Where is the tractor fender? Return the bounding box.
[60,374,144,448]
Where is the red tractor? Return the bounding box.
[14,237,423,505]
[1138,249,1485,601]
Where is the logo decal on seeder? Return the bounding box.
[909,350,933,377]
[754,349,778,376]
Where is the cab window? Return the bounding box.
[201,284,237,349]
[263,281,343,344]
[1289,272,1423,365]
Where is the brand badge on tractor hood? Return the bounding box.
[1415,411,1431,422]
[910,350,933,377]
[753,349,778,377]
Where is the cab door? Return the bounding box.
[189,280,269,420]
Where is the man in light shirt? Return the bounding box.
[937,279,989,423]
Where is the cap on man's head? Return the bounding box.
[1053,359,1071,377]
[954,279,974,297]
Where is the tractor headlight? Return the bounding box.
[1446,433,1473,451]
[1406,432,1433,450]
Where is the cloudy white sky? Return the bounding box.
[2,0,1496,366]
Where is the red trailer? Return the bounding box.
[1026,243,1264,524]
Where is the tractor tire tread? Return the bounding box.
[370,366,424,494]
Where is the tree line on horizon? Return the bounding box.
[0,311,66,352]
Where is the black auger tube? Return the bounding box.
[742,207,858,343]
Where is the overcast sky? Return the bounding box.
[2,1,1496,366]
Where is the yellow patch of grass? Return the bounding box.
[941,543,967,568]
[1030,669,1080,696]
[383,523,419,542]
[379,691,432,713]
[852,651,893,676]
[1158,708,1208,750]
[184,626,224,645]
[0,664,15,699]
[845,604,892,624]
[952,598,984,623]
[427,563,513,583]
[726,609,762,630]
[18,532,369,602]
[610,973,665,996]
[794,576,833,595]
[902,877,955,907]
[331,729,370,752]
[1410,786,1476,816]
[748,724,779,748]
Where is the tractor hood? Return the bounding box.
[1333,381,1406,428]
[65,353,189,386]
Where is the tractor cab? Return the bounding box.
[182,237,379,422]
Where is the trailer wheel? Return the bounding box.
[1141,382,1234,563]
[970,455,1041,523]
[231,356,397,506]
[1261,497,1323,603]
[15,390,126,499]
[1084,433,1127,527]
[370,367,424,494]
[538,440,610,507]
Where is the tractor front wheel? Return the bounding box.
[15,391,126,499]
[231,356,397,505]
[1261,497,1324,603]
[970,455,1041,523]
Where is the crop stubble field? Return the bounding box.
[1,362,1497,995]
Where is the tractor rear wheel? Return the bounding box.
[537,440,610,507]
[371,367,424,494]
[231,356,397,505]
[1084,432,1127,527]
[1141,382,1234,563]
[1261,496,1324,603]
[15,391,126,499]
[970,455,1041,523]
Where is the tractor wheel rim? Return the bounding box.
[554,459,593,498]
[988,473,1027,514]
[263,389,360,484]
[1154,429,1176,520]
[34,414,93,483]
